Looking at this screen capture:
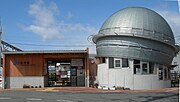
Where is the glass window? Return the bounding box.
[158,65,170,80]
[114,59,121,68]
[141,62,149,74]
[142,62,149,74]
[109,58,114,68]
[167,68,171,80]
[134,60,140,65]
[134,60,140,74]
[134,60,151,74]
[164,66,168,79]
[122,58,129,68]
[158,65,163,80]
[149,62,155,74]
[109,58,129,69]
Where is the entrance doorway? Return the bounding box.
[47,60,85,87]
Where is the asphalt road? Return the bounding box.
[0,91,178,102]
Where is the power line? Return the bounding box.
[9,42,95,47]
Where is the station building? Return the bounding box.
[2,49,90,88]
[2,7,180,90]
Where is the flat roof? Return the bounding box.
[3,50,87,55]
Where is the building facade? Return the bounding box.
[93,7,179,90]
[172,52,180,73]
[2,49,89,89]
[171,51,180,87]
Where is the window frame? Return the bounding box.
[114,58,122,68]
[134,60,141,74]
[141,61,149,74]
[133,60,152,75]
[149,62,156,74]
[158,65,170,80]
[158,65,163,80]
[163,66,169,80]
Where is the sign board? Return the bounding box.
[71,59,83,66]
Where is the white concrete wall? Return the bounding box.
[108,68,133,88]
[97,59,171,90]
[7,76,44,88]
[97,63,109,87]
[133,75,171,90]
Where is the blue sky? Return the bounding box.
[0,0,180,53]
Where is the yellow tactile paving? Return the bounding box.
[36,87,58,92]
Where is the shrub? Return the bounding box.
[94,83,98,88]
[23,84,30,88]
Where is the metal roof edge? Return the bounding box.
[2,50,87,54]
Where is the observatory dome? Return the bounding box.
[93,7,175,44]
[93,7,177,66]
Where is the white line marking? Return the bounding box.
[56,100,73,102]
[26,98,42,101]
[0,97,11,100]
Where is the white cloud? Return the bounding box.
[59,21,97,34]
[67,11,73,20]
[158,11,180,44]
[23,0,98,41]
[24,0,61,40]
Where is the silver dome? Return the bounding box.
[93,7,177,66]
[93,7,175,45]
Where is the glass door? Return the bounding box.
[56,63,71,86]
[71,67,77,86]
[48,61,56,86]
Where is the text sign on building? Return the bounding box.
[71,59,83,66]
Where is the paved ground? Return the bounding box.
[1,87,179,93]
[0,87,179,102]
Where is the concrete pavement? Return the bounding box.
[0,87,179,93]
[0,89,178,102]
